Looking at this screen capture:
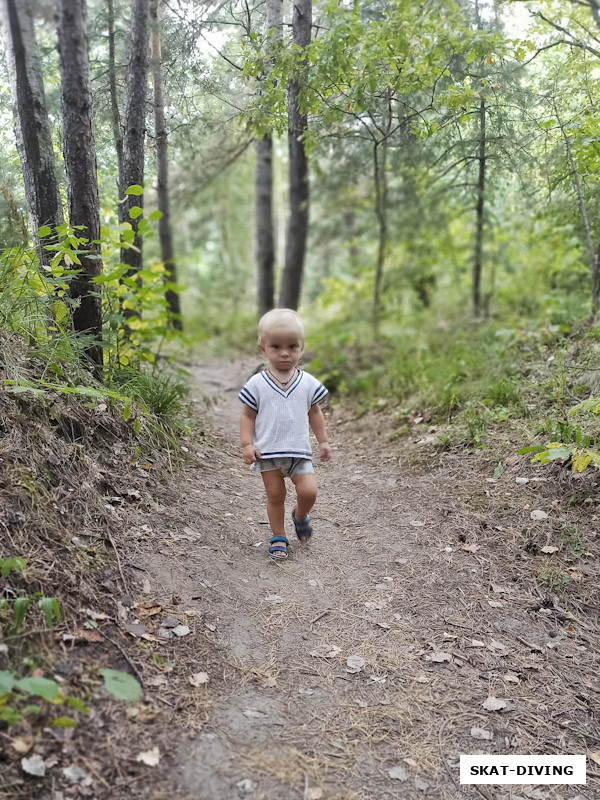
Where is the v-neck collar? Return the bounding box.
[261,369,303,398]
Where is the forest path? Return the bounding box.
[133,358,597,800]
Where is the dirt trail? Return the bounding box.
[131,359,598,800]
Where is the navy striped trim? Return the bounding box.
[261,450,313,458]
[311,385,328,405]
[238,389,258,410]
[261,369,304,398]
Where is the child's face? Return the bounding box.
[260,326,304,371]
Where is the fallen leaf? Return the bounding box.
[488,600,504,608]
[346,655,366,673]
[483,696,507,711]
[243,708,267,719]
[541,545,559,554]
[377,622,391,629]
[471,727,493,740]
[503,672,521,684]
[141,579,151,594]
[306,789,323,800]
[11,737,34,754]
[515,477,529,484]
[489,639,507,651]
[265,594,283,604]
[136,747,160,766]
[21,755,46,777]
[79,608,111,621]
[461,543,480,553]
[491,584,510,594]
[388,765,408,781]
[75,628,104,643]
[310,644,341,659]
[589,750,600,766]
[409,520,425,528]
[471,639,486,647]
[188,672,209,687]
[415,777,430,792]
[428,651,452,663]
[62,765,91,784]
[530,509,548,521]
[404,757,418,767]
[138,605,162,618]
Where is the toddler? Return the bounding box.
[239,309,331,560]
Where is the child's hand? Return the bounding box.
[319,442,332,462]
[243,444,261,464]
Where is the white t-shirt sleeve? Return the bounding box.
[238,374,259,411]
[309,375,328,406]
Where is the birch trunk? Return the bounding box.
[1,0,63,262]
[150,0,181,328]
[279,0,311,310]
[56,0,103,369]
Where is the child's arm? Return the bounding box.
[308,404,332,462]
[240,405,261,464]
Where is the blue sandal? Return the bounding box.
[292,509,312,542]
[269,536,289,560]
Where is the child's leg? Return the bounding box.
[261,470,287,535]
[291,474,318,522]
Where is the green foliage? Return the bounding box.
[99,668,142,701]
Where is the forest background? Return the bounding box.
[4,0,600,455]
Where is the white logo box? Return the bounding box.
[460,755,586,785]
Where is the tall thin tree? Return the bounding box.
[1,0,63,263]
[255,0,282,317]
[150,0,181,328]
[279,0,311,310]
[107,0,124,192]
[119,0,150,277]
[56,0,103,369]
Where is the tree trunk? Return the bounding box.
[473,96,486,317]
[279,0,311,310]
[373,138,388,332]
[255,0,282,317]
[56,0,103,370]
[119,0,149,277]
[1,0,63,263]
[150,0,181,329]
[107,0,123,193]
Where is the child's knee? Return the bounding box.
[266,483,286,504]
[298,483,317,504]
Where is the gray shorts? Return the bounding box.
[251,457,314,477]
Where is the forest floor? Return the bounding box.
[4,356,600,800]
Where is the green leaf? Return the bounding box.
[0,670,15,696]
[149,209,163,221]
[16,676,60,701]
[517,445,544,455]
[51,716,77,728]
[66,696,90,713]
[129,206,143,220]
[37,226,52,238]
[134,419,141,435]
[99,668,142,702]
[125,184,144,196]
[12,597,30,629]
[0,556,26,577]
[0,707,20,724]
[492,462,503,480]
[38,597,61,627]
[123,404,132,421]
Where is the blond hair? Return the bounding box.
[257,308,305,344]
